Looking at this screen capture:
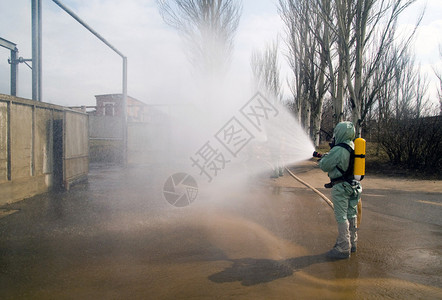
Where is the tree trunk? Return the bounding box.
[334,49,345,126]
[311,104,323,147]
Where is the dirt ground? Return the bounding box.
[282,159,442,193]
[0,160,441,299]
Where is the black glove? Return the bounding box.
[329,137,335,149]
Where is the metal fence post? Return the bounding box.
[32,0,42,101]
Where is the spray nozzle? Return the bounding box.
[312,151,322,158]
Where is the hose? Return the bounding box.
[285,167,334,209]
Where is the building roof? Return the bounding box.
[94,94,148,106]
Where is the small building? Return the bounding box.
[95,94,149,122]
[72,93,173,165]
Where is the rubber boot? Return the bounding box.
[326,221,351,259]
[349,217,358,253]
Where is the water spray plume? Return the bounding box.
[155,89,315,206]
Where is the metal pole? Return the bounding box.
[10,49,18,96]
[52,0,125,58]
[52,0,128,166]
[122,57,128,166]
[0,37,19,96]
[38,0,42,101]
[32,0,42,101]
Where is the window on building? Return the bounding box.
[104,103,114,116]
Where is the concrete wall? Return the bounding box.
[0,94,89,205]
[89,115,122,139]
[0,102,8,181]
[64,110,89,189]
[89,105,169,165]
[127,121,170,165]
[88,103,194,166]
[89,115,123,164]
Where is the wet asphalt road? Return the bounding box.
[0,164,441,299]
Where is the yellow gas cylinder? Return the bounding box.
[354,138,366,181]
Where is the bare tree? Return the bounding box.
[391,50,430,119]
[374,45,440,172]
[310,0,332,146]
[250,40,282,103]
[278,0,309,125]
[156,0,242,78]
[335,0,419,136]
[434,45,442,115]
[279,0,330,146]
[436,74,442,115]
[324,0,351,126]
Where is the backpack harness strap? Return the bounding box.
[331,143,355,185]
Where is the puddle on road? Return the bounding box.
[3,207,441,299]
[0,208,19,219]
[1,168,441,299]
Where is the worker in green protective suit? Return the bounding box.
[319,121,362,259]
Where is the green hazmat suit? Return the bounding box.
[319,121,362,257]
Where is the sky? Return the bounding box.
[0,0,441,107]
